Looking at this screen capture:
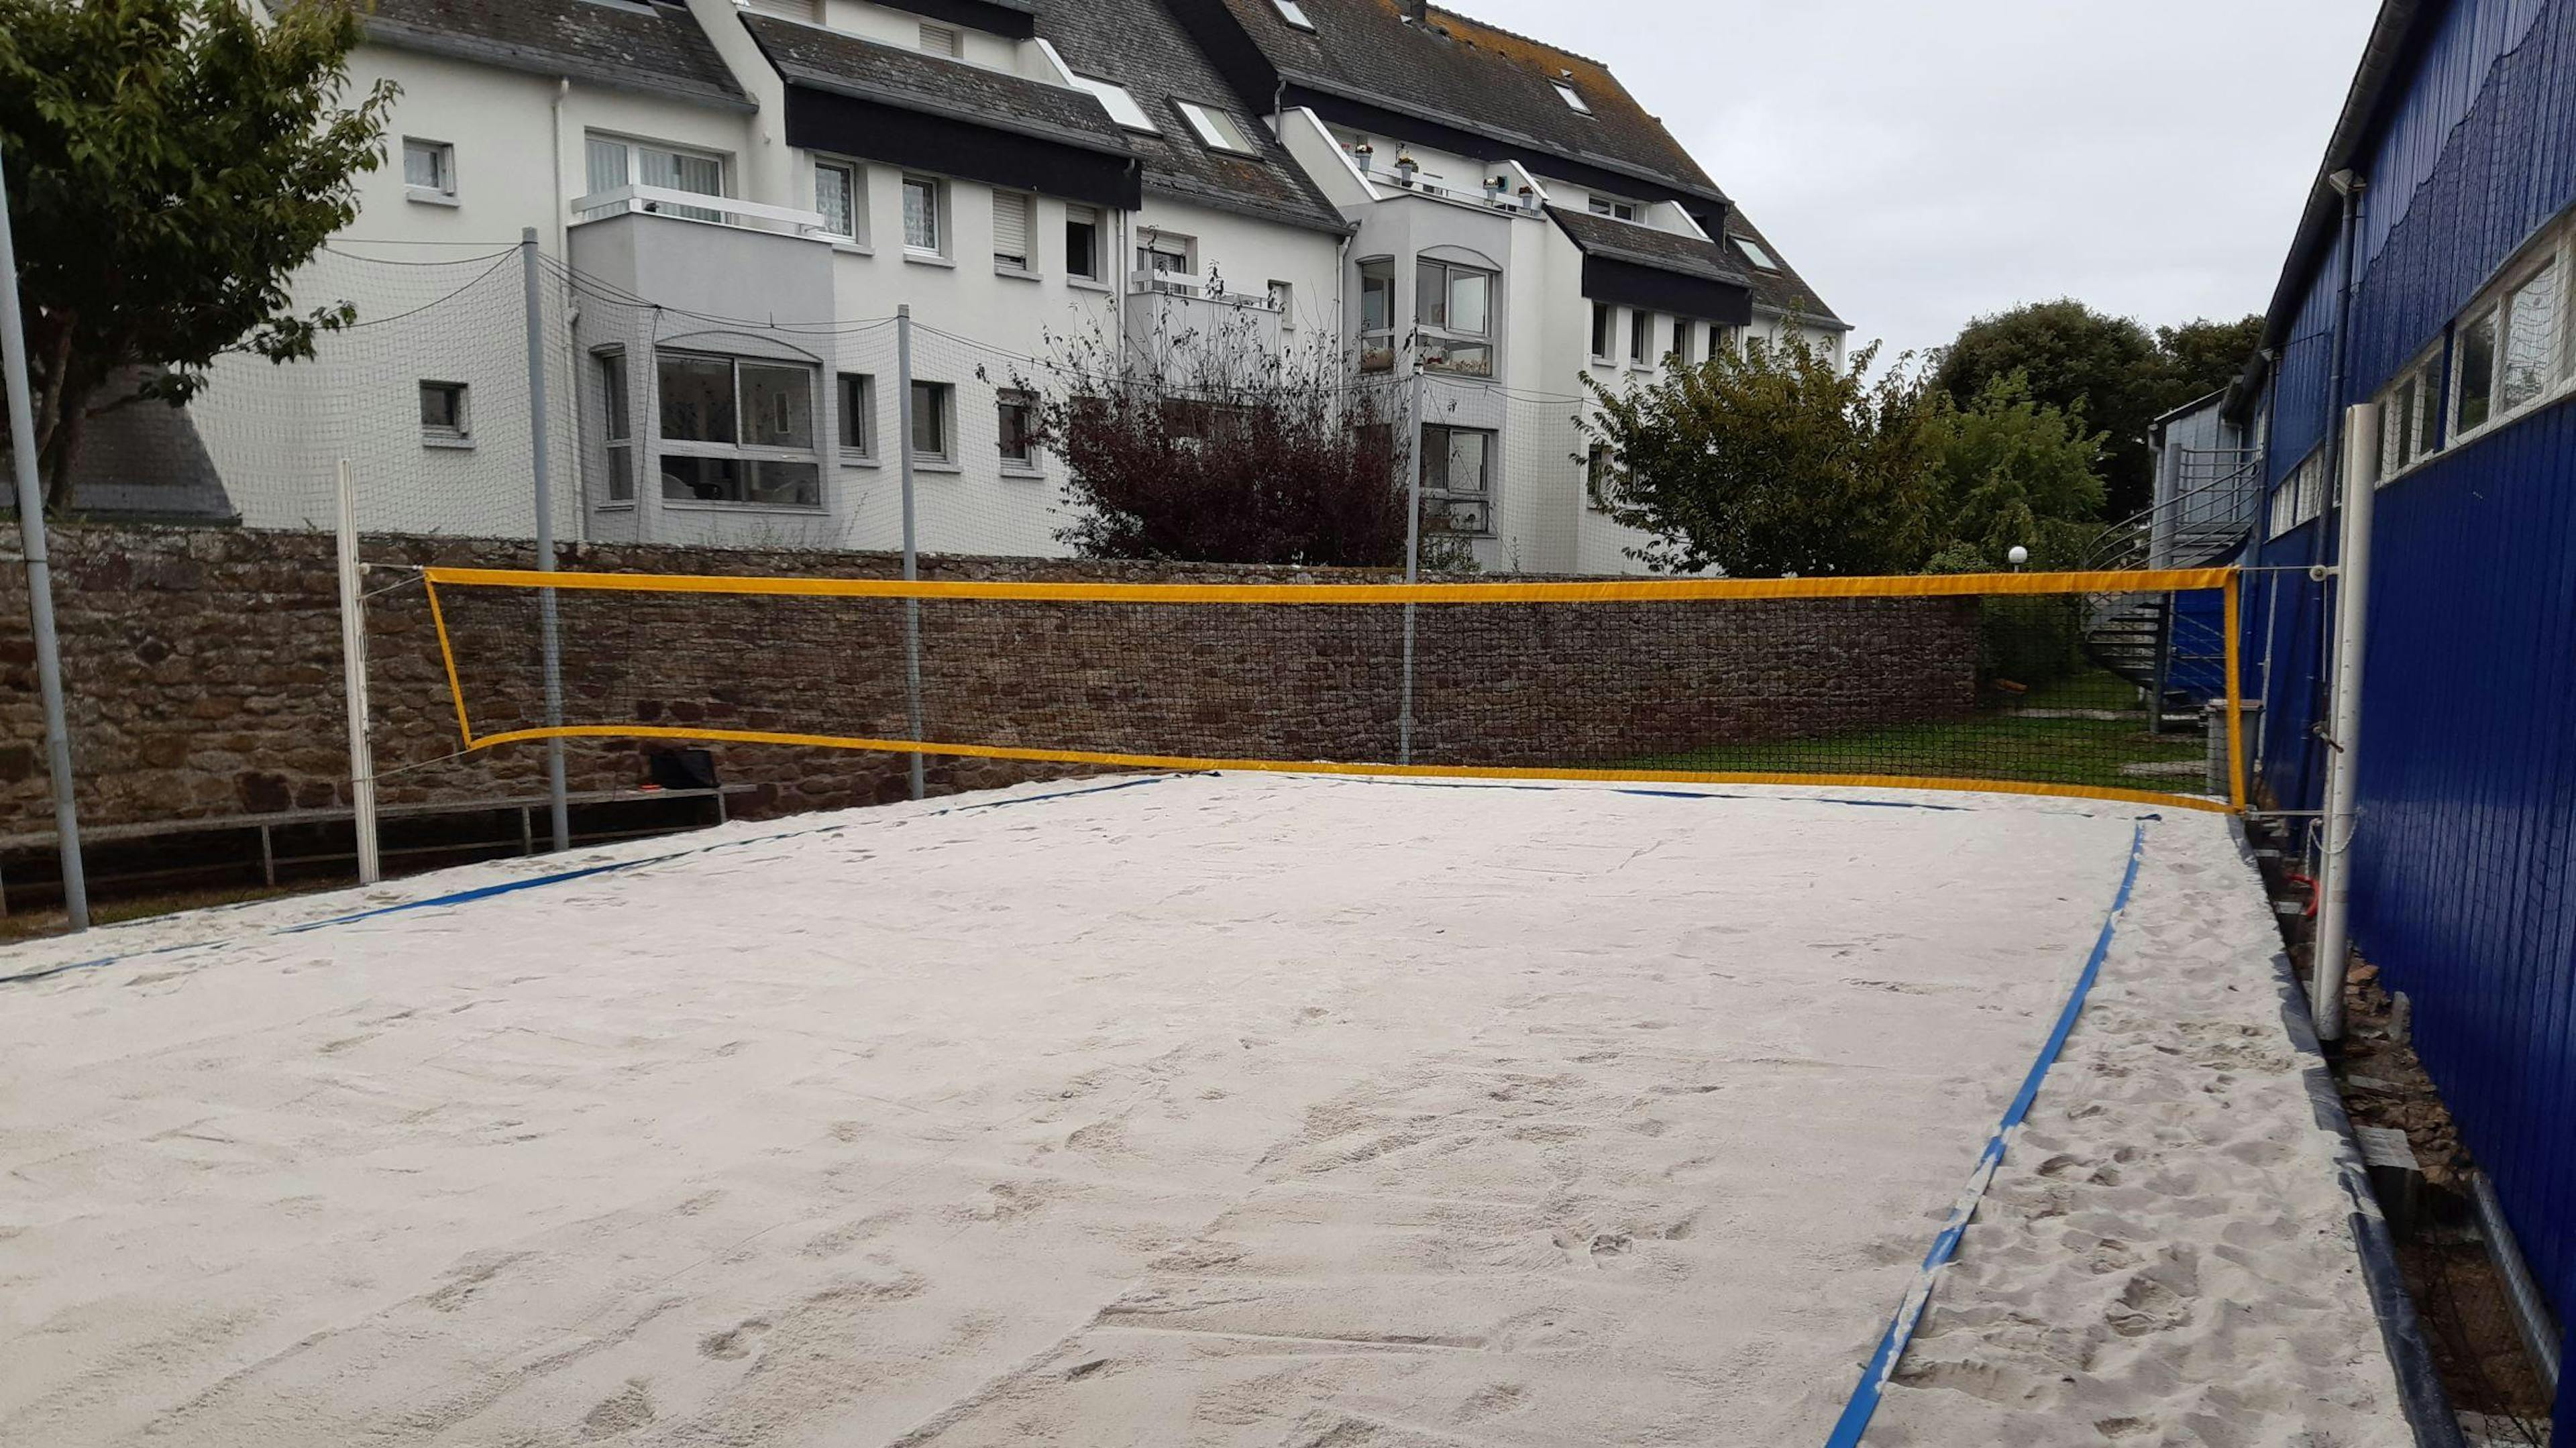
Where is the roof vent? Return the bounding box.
[1400,0,1428,23]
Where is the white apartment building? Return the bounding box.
[183,0,1843,573]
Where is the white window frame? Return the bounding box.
[1552,82,1591,115]
[584,133,727,224]
[1587,194,1637,222]
[991,189,1036,275]
[1065,205,1105,282]
[402,137,458,205]
[2448,223,2575,445]
[1175,100,1257,156]
[998,388,1041,475]
[910,380,957,465]
[1589,300,1613,362]
[1071,74,1158,133]
[596,349,633,502]
[1272,0,1316,29]
[1628,307,1651,366]
[419,380,471,447]
[1421,423,1497,537]
[654,349,824,510]
[1414,256,1495,378]
[2375,343,2444,484]
[837,372,876,463]
[812,156,863,243]
[1357,256,1396,374]
[901,174,947,257]
[1267,278,1294,324]
[1732,235,1781,272]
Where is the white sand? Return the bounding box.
[0,774,2406,1445]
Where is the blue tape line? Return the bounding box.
[0,774,1179,987]
[1822,820,2147,1448]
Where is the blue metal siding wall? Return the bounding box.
[2245,0,2576,1400]
[2351,0,2576,395]
[2348,396,2576,1337]
[2269,240,2348,480]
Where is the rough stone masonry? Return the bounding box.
[0,524,1979,842]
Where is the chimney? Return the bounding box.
[1401,0,1428,23]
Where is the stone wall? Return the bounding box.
[0,525,1980,839]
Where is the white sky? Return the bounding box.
[1462,0,2381,362]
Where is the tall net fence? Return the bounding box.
[419,567,2247,810]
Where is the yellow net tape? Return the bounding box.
[420,567,2246,814]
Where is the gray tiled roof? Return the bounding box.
[1723,209,1845,329]
[1038,0,1349,235]
[743,13,1132,155]
[361,0,752,111]
[1546,205,1749,288]
[1211,0,1722,203]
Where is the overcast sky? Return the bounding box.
[1466,0,2380,363]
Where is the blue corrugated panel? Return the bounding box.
[2349,396,2576,1347]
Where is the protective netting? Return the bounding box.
[420,568,2247,810]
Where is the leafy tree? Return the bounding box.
[1013,303,1461,567]
[1925,371,2108,571]
[2151,315,2264,410]
[1933,299,2160,522]
[0,0,392,509]
[1581,329,1939,577]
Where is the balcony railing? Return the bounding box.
[1127,270,1284,311]
[570,184,828,237]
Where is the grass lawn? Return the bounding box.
[1632,668,2216,797]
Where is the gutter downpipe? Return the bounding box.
[2310,170,2365,822]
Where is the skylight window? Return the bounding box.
[1071,74,1157,133]
[1176,100,1256,155]
[1272,0,1316,27]
[1552,82,1591,114]
[1732,235,1781,272]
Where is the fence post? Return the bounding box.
[335,461,381,885]
[1398,380,1422,765]
[896,304,924,801]
[2312,400,2379,1044]
[522,228,570,852]
[0,142,89,930]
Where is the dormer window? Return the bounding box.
[1733,235,1781,272]
[1072,74,1157,133]
[1272,0,1316,27]
[1552,82,1591,114]
[1176,100,1257,156]
[1587,194,1636,222]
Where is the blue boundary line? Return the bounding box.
[0,775,1176,988]
[1822,819,2149,1447]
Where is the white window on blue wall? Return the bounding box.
[2451,239,2567,441]
[2376,346,2443,482]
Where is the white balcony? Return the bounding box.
[1126,270,1285,311]
[570,184,829,239]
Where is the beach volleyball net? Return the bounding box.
[419,566,2246,811]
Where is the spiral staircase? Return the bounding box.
[2079,449,2263,724]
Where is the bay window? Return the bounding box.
[656,350,821,507]
[1415,258,1494,377]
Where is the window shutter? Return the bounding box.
[994,192,1031,268]
[745,0,820,18]
[920,21,961,56]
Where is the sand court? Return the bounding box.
[0,773,2407,1445]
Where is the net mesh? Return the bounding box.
[420,569,2245,810]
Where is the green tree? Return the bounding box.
[1933,299,2160,522]
[0,0,392,509]
[1582,330,1939,577]
[1924,371,2108,571]
[2151,315,2264,411]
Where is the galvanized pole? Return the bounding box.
[896,305,924,801]
[0,144,89,930]
[2311,400,2379,1044]
[334,461,381,885]
[1398,382,1421,765]
[522,229,570,851]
